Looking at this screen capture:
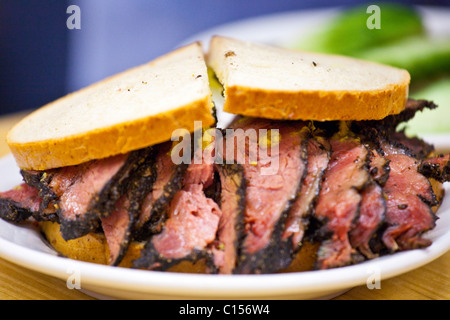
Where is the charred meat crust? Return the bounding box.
[351,114,440,255]
[419,154,450,183]
[103,147,158,266]
[60,147,154,241]
[133,241,216,272]
[20,170,59,221]
[20,170,54,205]
[236,132,309,274]
[347,145,389,260]
[314,137,371,269]
[389,130,434,160]
[134,133,201,241]
[133,163,188,240]
[234,207,293,274]
[283,133,331,253]
[134,183,221,271]
[59,212,99,241]
[352,99,438,137]
[349,182,386,259]
[89,147,155,219]
[0,184,43,222]
[368,149,390,187]
[389,99,438,128]
[351,99,436,152]
[0,198,33,223]
[230,120,309,274]
[379,141,438,252]
[213,163,246,274]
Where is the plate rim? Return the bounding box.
[0,213,449,296]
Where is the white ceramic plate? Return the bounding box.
[1,7,449,300]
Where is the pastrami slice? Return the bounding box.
[380,142,438,251]
[212,163,246,274]
[314,137,370,269]
[419,154,450,183]
[134,136,221,271]
[367,148,390,186]
[102,147,158,266]
[58,148,153,241]
[226,118,308,274]
[0,183,41,222]
[349,182,386,259]
[21,169,58,209]
[349,146,388,259]
[101,195,131,265]
[134,184,221,271]
[283,134,330,253]
[134,142,188,240]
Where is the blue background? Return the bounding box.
[0,0,448,115]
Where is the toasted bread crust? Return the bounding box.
[39,221,144,267]
[8,98,214,170]
[224,83,409,121]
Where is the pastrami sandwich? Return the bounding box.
[0,36,448,274]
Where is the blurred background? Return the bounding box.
[0,0,449,134]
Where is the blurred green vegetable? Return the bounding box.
[291,3,450,134]
[401,78,450,135]
[356,36,450,81]
[295,3,425,56]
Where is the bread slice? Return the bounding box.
[207,36,410,121]
[7,42,215,170]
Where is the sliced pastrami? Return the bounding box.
[20,169,62,221]
[389,99,438,129]
[314,136,370,269]
[367,148,390,186]
[349,182,386,259]
[21,170,55,207]
[380,142,438,251]
[390,131,434,160]
[56,155,126,240]
[101,195,131,265]
[419,154,450,183]
[183,129,216,189]
[134,184,221,271]
[134,142,188,240]
[223,118,308,274]
[212,163,246,274]
[58,148,152,240]
[349,147,388,259]
[134,132,221,271]
[101,147,158,266]
[283,134,331,254]
[0,183,41,222]
[352,99,438,137]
